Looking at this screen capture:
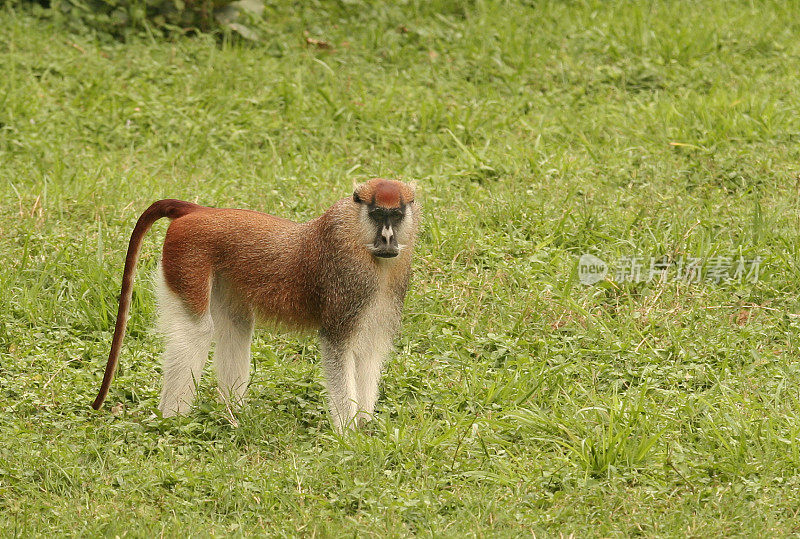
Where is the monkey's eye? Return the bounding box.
[369,208,404,225]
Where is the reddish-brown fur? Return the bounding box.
[92,178,420,411]
[358,178,414,208]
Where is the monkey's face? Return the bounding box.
[365,205,405,258]
[353,178,417,260]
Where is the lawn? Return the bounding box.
[2,0,800,535]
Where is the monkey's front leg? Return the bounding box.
[352,335,394,427]
[319,336,358,432]
[352,353,382,428]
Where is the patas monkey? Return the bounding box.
[91,178,420,432]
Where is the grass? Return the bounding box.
[2,0,800,535]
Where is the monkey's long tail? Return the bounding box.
[91,199,204,411]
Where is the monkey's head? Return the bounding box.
[353,178,417,259]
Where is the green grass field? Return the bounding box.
[3,0,800,535]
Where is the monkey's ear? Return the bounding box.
[407,180,417,203]
[353,191,363,204]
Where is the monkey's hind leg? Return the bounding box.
[156,268,214,417]
[210,277,254,408]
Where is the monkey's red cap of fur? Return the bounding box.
[354,178,415,208]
